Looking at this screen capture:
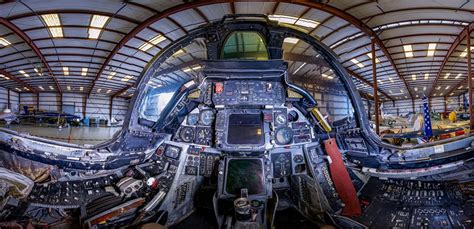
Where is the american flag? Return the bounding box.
[422,96,433,138]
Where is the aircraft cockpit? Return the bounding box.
[0,16,472,228]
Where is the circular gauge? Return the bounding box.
[187,113,199,125]
[293,154,304,164]
[275,127,293,145]
[275,113,287,126]
[199,110,214,126]
[179,127,194,143]
[195,127,212,145]
[288,110,299,122]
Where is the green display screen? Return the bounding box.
[225,159,264,195]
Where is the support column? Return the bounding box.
[367,100,371,121]
[444,96,447,112]
[82,96,87,118]
[7,90,10,109]
[109,96,113,120]
[371,38,379,134]
[36,93,40,110]
[411,99,415,113]
[468,29,474,131]
[58,93,63,112]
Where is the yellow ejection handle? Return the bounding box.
[311,107,332,133]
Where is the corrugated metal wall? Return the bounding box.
[381,96,461,116]
[18,93,130,120]
[0,87,19,112]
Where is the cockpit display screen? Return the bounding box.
[225,159,264,195]
[227,113,264,145]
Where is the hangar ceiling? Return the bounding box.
[0,0,472,101]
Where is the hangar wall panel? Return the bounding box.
[0,87,19,112]
[18,93,130,120]
[382,96,460,116]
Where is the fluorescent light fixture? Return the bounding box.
[403,45,413,58]
[191,65,201,71]
[433,93,437,96]
[18,70,29,77]
[41,14,63,38]
[106,89,111,93]
[455,73,462,79]
[0,74,9,80]
[97,88,102,93]
[139,35,166,52]
[412,74,416,81]
[62,66,69,76]
[459,85,463,89]
[424,73,429,80]
[427,43,436,56]
[445,85,450,90]
[378,80,383,84]
[24,87,29,91]
[121,75,133,82]
[366,53,380,63]
[284,37,300,44]
[0,37,11,47]
[79,86,83,91]
[388,77,394,83]
[15,88,21,91]
[350,58,364,68]
[414,87,418,91]
[38,86,44,90]
[293,63,306,74]
[81,68,88,76]
[90,15,109,28]
[436,86,441,90]
[49,85,54,90]
[389,90,393,93]
[182,68,192,73]
[67,86,71,91]
[444,73,450,79]
[423,86,426,91]
[450,92,454,96]
[439,93,443,96]
[107,72,116,79]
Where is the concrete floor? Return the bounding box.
[1,124,122,145]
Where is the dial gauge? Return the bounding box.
[179,127,194,143]
[275,127,293,145]
[199,110,214,126]
[275,113,287,126]
[187,113,199,125]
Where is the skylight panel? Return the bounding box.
[403,45,413,58]
[427,43,436,56]
[88,15,109,39]
[0,37,11,47]
[62,67,69,76]
[107,72,116,80]
[460,47,473,57]
[139,35,166,51]
[366,53,380,63]
[81,68,88,76]
[269,15,319,28]
[41,14,63,38]
[173,49,185,57]
[350,59,364,68]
